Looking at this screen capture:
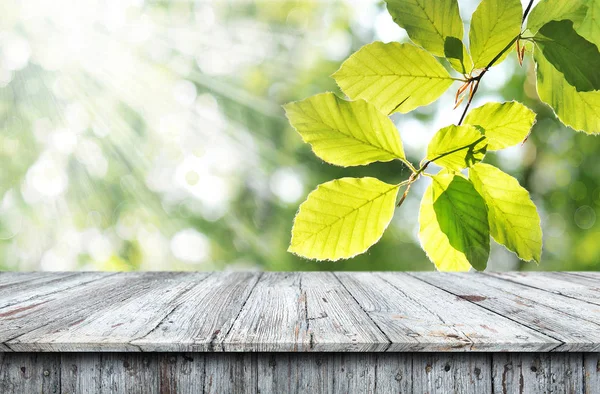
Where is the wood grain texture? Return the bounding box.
[1,352,597,393]
[491,353,585,394]
[158,354,205,394]
[0,353,60,394]
[60,353,159,394]
[223,272,389,352]
[411,272,600,352]
[258,353,334,393]
[335,272,557,352]
[0,272,62,288]
[204,353,257,394]
[584,353,600,394]
[6,273,210,351]
[1,272,600,352]
[134,272,260,352]
[0,272,84,307]
[486,271,600,306]
[412,353,492,394]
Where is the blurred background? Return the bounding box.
[0,0,597,272]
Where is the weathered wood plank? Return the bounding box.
[478,273,600,328]
[133,272,260,352]
[565,272,600,280]
[158,354,205,394]
[0,352,596,393]
[61,353,159,394]
[223,272,389,352]
[411,272,600,351]
[0,272,111,309]
[3,273,190,351]
[0,272,599,352]
[0,353,60,394]
[217,272,305,352]
[0,273,144,345]
[491,353,584,394]
[301,272,389,352]
[10,273,210,351]
[257,353,333,393]
[61,353,103,393]
[336,272,557,352]
[332,353,376,393]
[412,353,492,394]
[100,354,159,394]
[204,353,257,394]
[486,272,600,306]
[371,354,413,393]
[584,353,600,394]
[0,272,61,288]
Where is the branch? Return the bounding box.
[522,0,535,24]
[458,36,519,125]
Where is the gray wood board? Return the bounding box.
[0,352,599,393]
[7,273,211,352]
[0,272,599,352]
[411,272,600,352]
[222,272,390,352]
[335,272,558,352]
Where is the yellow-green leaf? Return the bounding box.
[385,0,473,74]
[289,178,400,261]
[426,125,487,171]
[284,93,405,167]
[419,174,490,271]
[470,163,542,263]
[535,20,600,92]
[578,0,600,48]
[464,102,536,150]
[527,0,588,34]
[535,48,600,134]
[469,0,522,69]
[332,42,455,115]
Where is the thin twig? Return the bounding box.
[457,35,519,125]
[522,0,535,24]
[458,80,480,125]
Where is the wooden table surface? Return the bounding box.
[0,271,599,353]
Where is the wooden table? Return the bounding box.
[0,272,599,393]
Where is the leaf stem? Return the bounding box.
[396,177,416,207]
[397,179,411,188]
[399,158,418,173]
[458,35,520,125]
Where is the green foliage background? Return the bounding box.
[0,0,599,271]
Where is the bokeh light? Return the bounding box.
[0,0,598,271]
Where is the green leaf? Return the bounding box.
[464,102,536,150]
[419,174,490,271]
[535,48,600,134]
[527,0,588,34]
[426,125,487,171]
[385,0,473,74]
[470,163,542,263]
[577,0,600,50]
[332,42,455,115]
[289,177,400,261]
[535,20,600,92]
[284,93,405,167]
[469,0,522,69]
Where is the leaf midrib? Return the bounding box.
[296,104,402,159]
[295,184,399,248]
